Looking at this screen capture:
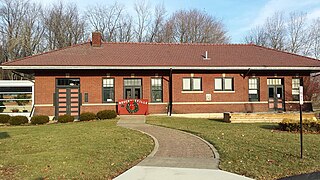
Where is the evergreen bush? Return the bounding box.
[8,116,28,125]
[30,115,49,125]
[96,110,117,120]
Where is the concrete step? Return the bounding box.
[228,113,316,123]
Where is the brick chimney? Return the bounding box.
[91,32,102,47]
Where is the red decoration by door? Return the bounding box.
[118,99,148,115]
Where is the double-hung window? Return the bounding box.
[182,77,202,91]
[292,78,300,101]
[102,78,114,102]
[214,77,234,91]
[248,78,259,101]
[151,78,162,102]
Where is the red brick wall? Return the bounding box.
[34,76,55,116]
[33,70,312,115]
[34,76,55,104]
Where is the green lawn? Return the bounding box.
[0,120,153,179]
[147,116,320,180]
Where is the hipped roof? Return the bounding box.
[2,42,320,70]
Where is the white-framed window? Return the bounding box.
[182,77,202,91]
[151,78,162,102]
[292,78,300,101]
[214,77,234,91]
[102,78,114,102]
[248,78,259,101]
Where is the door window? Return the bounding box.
[276,87,283,99]
[125,88,132,99]
[268,87,274,98]
[134,88,141,99]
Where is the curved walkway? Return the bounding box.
[115,115,252,180]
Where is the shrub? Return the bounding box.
[0,95,5,113]
[8,116,28,125]
[31,115,49,125]
[79,112,96,121]
[0,114,10,124]
[96,110,117,120]
[57,114,74,123]
[279,118,320,132]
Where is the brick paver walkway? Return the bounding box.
[117,115,219,169]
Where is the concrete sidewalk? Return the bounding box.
[115,115,252,180]
[115,166,252,180]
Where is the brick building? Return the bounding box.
[2,32,320,118]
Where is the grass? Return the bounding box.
[0,120,154,179]
[147,116,320,180]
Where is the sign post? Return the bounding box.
[299,84,303,159]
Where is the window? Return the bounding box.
[267,78,282,85]
[182,78,202,91]
[102,78,114,102]
[248,78,259,101]
[124,79,142,86]
[151,78,162,102]
[57,78,80,86]
[84,93,88,103]
[214,77,234,91]
[292,78,300,101]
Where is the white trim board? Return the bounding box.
[172,101,268,105]
[285,101,312,103]
[82,103,117,106]
[34,104,53,107]
[34,101,312,107]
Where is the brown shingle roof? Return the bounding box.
[2,42,320,68]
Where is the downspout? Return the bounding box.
[169,68,173,116]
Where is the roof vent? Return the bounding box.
[202,51,211,60]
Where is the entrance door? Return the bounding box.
[124,87,141,99]
[268,86,284,111]
[124,79,142,99]
[55,79,80,118]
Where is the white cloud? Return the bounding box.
[233,0,320,42]
[248,0,320,29]
[307,8,320,20]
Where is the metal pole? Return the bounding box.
[169,68,173,116]
[299,103,303,159]
[299,80,303,159]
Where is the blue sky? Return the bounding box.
[35,0,320,43]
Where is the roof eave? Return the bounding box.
[1,65,320,71]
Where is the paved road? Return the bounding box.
[115,115,252,180]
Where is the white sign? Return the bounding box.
[299,86,303,105]
[206,94,212,101]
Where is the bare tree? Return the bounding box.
[244,11,320,59]
[134,0,151,42]
[147,3,166,42]
[265,12,286,50]
[115,14,133,42]
[0,0,46,79]
[0,0,29,62]
[43,2,86,50]
[287,12,308,54]
[310,18,320,59]
[163,9,229,43]
[20,2,45,57]
[85,2,124,42]
[244,26,267,46]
